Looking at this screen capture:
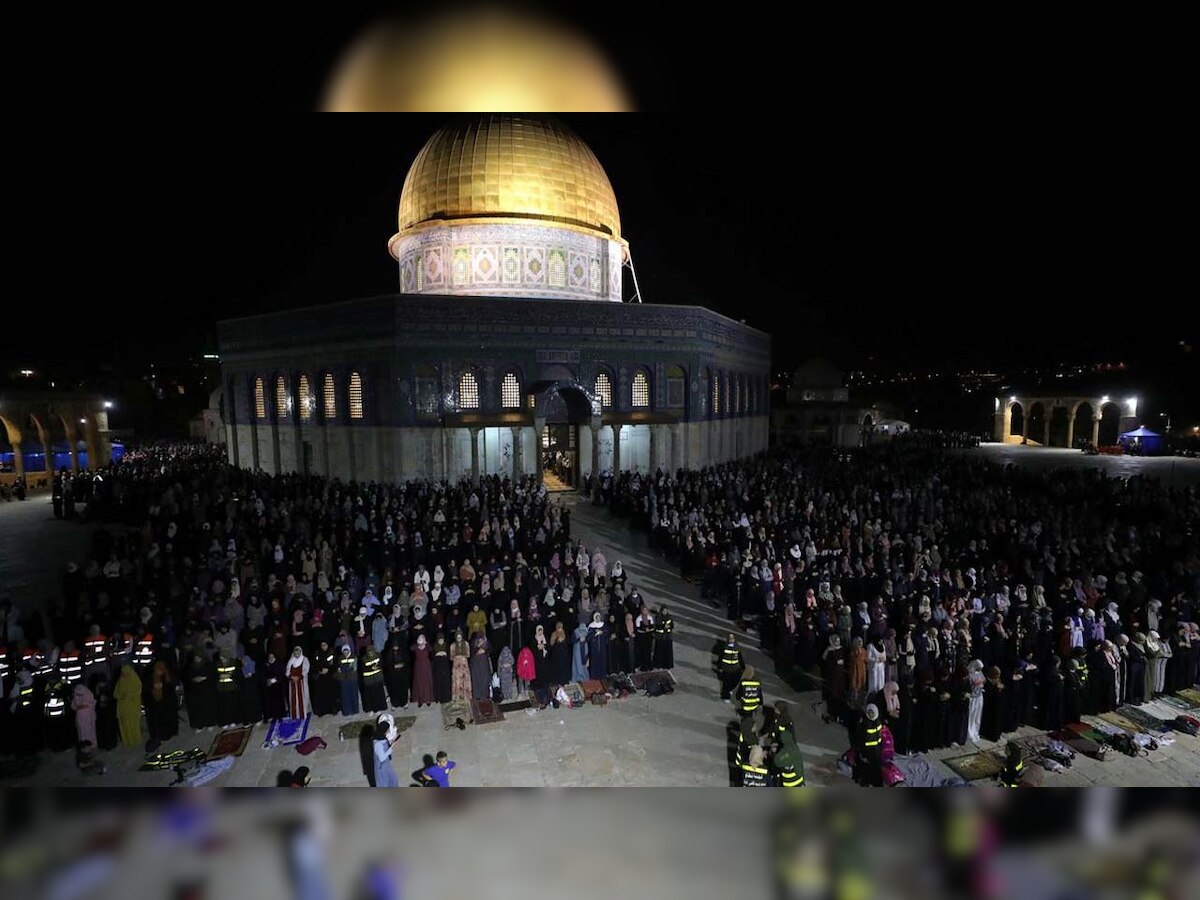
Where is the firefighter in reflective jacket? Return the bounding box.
[109,633,134,670]
[44,677,76,752]
[740,744,771,786]
[132,632,155,670]
[734,710,764,774]
[719,634,744,702]
[736,666,763,718]
[82,627,109,680]
[9,670,44,757]
[997,740,1025,787]
[215,653,242,727]
[773,730,806,787]
[359,645,387,713]
[58,641,83,685]
[853,703,884,786]
[0,645,11,696]
[652,606,674,669]
[33,643,59,682]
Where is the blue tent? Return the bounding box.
[1119,426,1164,454]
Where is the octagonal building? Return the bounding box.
[218,115,769,486]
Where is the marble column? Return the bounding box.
[612,424,623,474]
[1091,418,1100,446]
[535,424,545,483]
[591,424,601,477]
[648,425,658,473]
[510,426,522,482]
[11,441,23,478]
[469,426,481,485]
[1066,412,1076,449]
[1042,414,1051,448]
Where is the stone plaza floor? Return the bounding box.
[2,476,1199,786]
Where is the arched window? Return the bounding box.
[712,373,720,417]
[549,249,566,287]
[667,365,686,408]
[733,376,741,416]
[275,376,289,421]
[723,375,731,414]
[348,372,364,419]
[459,371,479,409]
[595,372,612,409]
[299,374,314,421]
[323,373,336,419]
[415,256,424,292]
[501,371,521,409]
[254,377,266,419]
[632,370,650,408]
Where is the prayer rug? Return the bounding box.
[471,698,505,725]
[263,714,311,748]
[141,748,206,771]
[338,716,416,742]
[1116,706,1172,734]
[207,725,254,760]
[1176,688,1200,706]
[1098,711,1143,734]
[581,679,605,698]
[499,699,531,713]
[1008,732,1051,761]
[943,751,1003,781]
[1161,692,1200,711]
[630,669,677,690]
[441,700,472,728]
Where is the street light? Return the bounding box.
[103,400,114,409]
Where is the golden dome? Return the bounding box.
[397,115,622,241]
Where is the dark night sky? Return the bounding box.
[8,114,1193,394]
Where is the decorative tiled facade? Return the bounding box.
[391,222,623,302]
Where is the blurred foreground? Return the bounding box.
[1,790,1196,900]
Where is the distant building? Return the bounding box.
[189,387,225,445]
[771,358,902,447]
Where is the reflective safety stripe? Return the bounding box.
[780,769,805,787]
[864,723,882,747]
[741,765,770,786]
[217,665,237,685]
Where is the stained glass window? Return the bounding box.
[323,373,336,419]
[502,372,521,408]
[453,248,470,286]
[595,372,612,408]
[459,371,479,409]
[549,249,566,287]
[632,371,649,408]
[255,377,266,419]
[349,372,364,419]
[299,374,313,421]
[275,376,289,420]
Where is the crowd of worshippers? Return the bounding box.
[597,435,1200,758]
[0,444,676,763]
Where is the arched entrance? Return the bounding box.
[1008,401,1025,441]
[532,380,599,490]
[1049,405,1070,448]
[1025,402,1045,445]
[1071,401,1095,449]
[1098,401,1122,446]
